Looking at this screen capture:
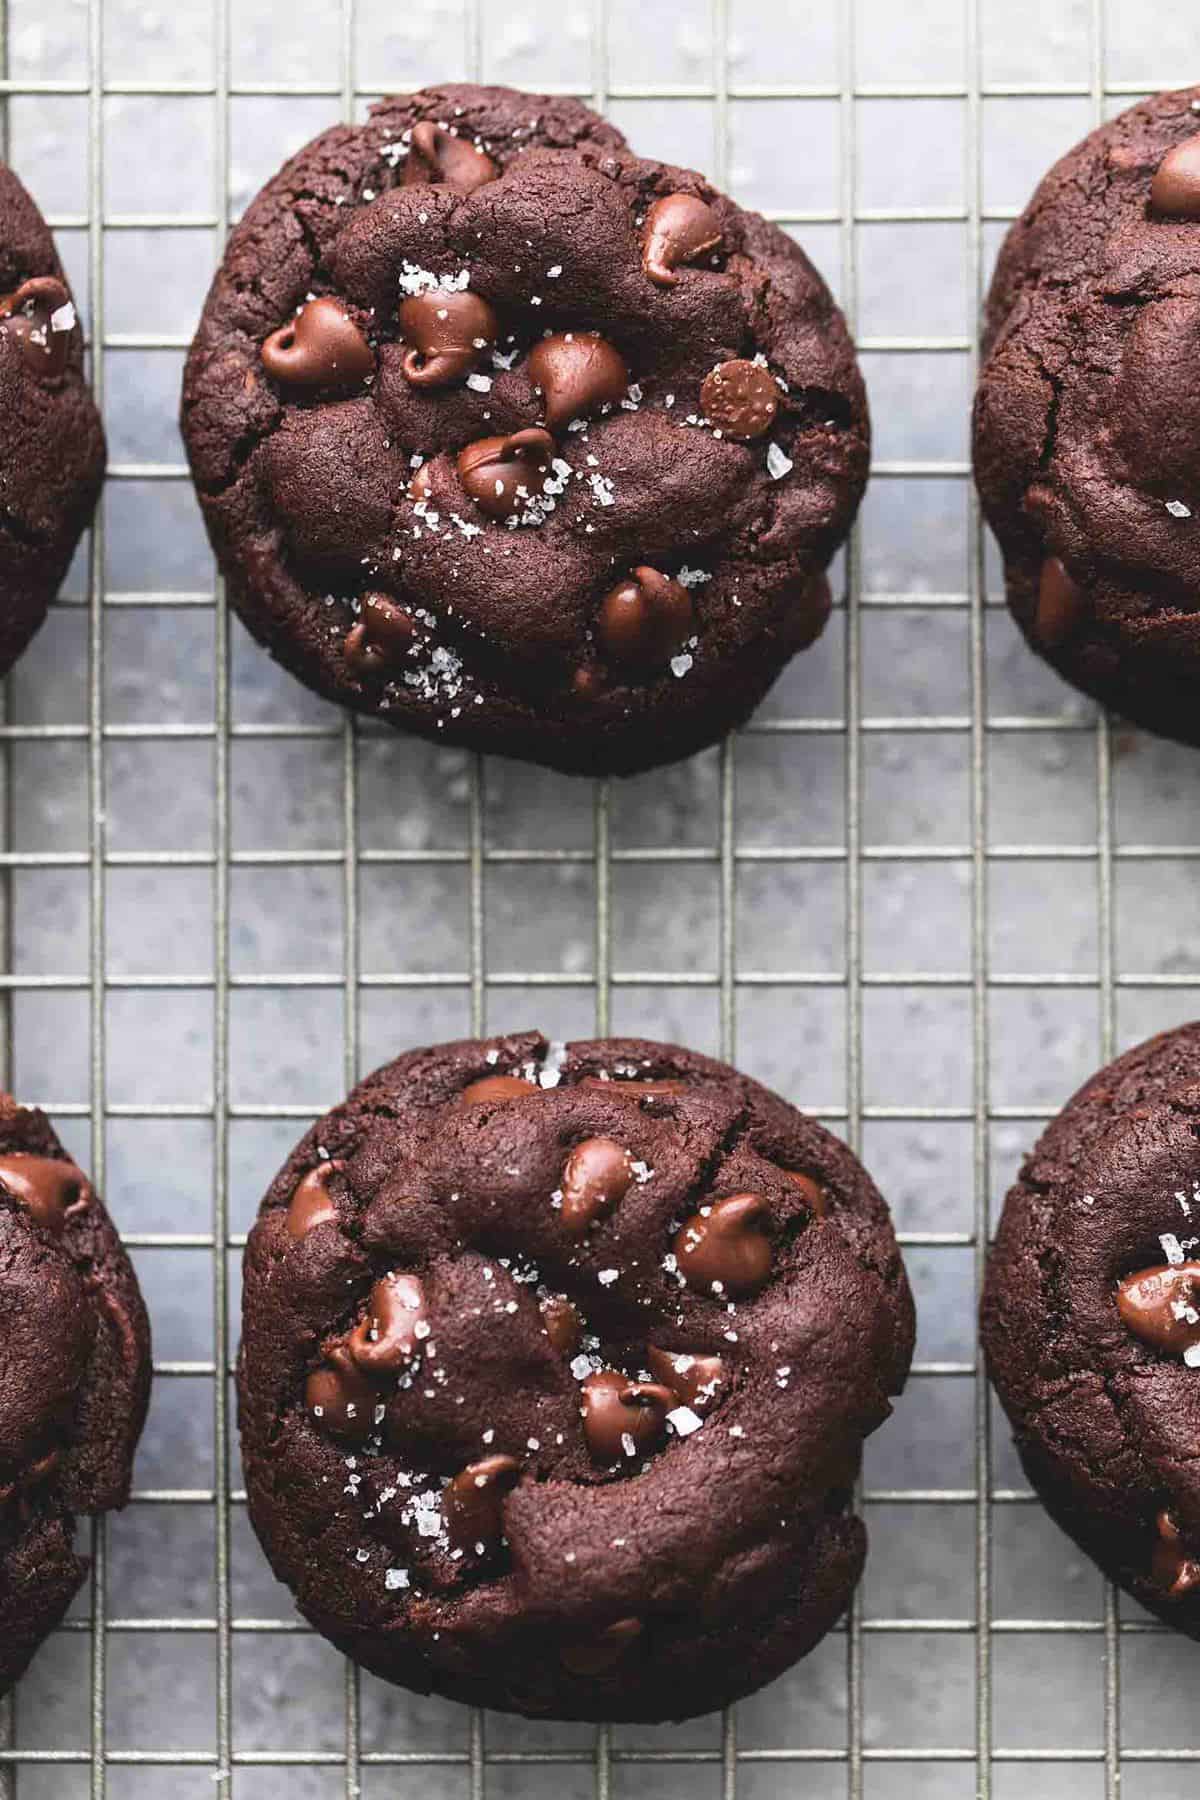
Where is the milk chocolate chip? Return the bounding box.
[596,567,693,669]
[261,297,375,392]
[560,1616,643,1676]
[347,1271,429,1376]
[781,1169,828,1217]
[460,1073,540,1105]
[0,276,74,378]
[444,1453,521,1555]
[285,1160,342,1238]
[1151,1509,1200,1597]
[642,193,723,286]
[674,1194,773,1298]
[458,428,556,521]
[700,359,779,440]
[1034,556,1085,650]
[559,1136,633,1236]
[1151,132,1200,218]
[528,332,628,433]
[646,1345,726,1412]
[344,593,415,681]
[306,1346,378,1443]
[580,1370,674,1464]
[1115,1260,1200,1357]
[541,1295,583,1355]
[399,288,498,388]
[0,1154,89,1230]
[403,120,497,193]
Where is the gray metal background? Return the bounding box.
[0,0,1198,1793]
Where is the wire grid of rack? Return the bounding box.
[0,0,1199,1793]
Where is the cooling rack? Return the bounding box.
[1,0,1199,1793]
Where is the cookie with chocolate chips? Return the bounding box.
[0,165,104,677]
[182,82,868,776]
[974,85,1200,743]
[982,1023,1200,1636]
[238,1031,912,1721]
[0,1093,151,1694]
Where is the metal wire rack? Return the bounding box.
[1,0,1199,1793]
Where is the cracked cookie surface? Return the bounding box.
[0,1094,151,1694]
[181,82,868,776]
[982,1023,1200,1634]
[238,1031,913,1721]
[0,165,105,677]
[974,85,1200,741]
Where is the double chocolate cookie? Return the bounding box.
[975,86,1200,742]
[0,165,105,676]
[182,83,868,775]
[239,1031,913,1722]
[983,1024,1200,1633]
[0,1095,151,1693]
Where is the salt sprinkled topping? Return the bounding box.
[539,1039,568,1088]
[1161,1233,1186,1266]
[466,372,493,393]
[1185,1343,1200,1368]
[1166,500,1192,519]
[588,472,616,508]
[385,1568,410,1590]
[546,264,563,278]
[399,262,470,297]
[570,1353,593,1380]
[598,1268,619,1286]
[670,653,694,679]
[50,301,76,333]
[621,1431,637,1458]
[667,1405,703,1437]
[766,442,793,481]
[677,566,713,588]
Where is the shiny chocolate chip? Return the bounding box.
[344,593,415,681]
[458,428,556,521]
[700,359,779,440]
[580,1370,675,1464]
[285,1159,343,1238]
[261,297,375,392]
[541,1294,583,1356]
[642,193,723,287]
[559,1136,633,1236]
[1152,1509,1200,1597]
[403,120,497,193]
[645,1345,726,1412]
[399,288,498,388]
[0,1153,89,1230]
[1151,133,1200,218]
[1115,1260,1200,1357]
[306,1346,378,1443]
[1034,556,1085,650]
[528,332,628,434]
[0,277,74,377]
[596,567,694,670]
[578,1076,688,1099]
[560,1616,643,1677]
[347,1271,429,1377]
[674,1194,773,1299]
[443,1453,522,1555]
[460,1073,541,1105]
[781,1168,828,1217]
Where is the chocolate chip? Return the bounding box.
[674,1194,773,1298]
[1151,1509,1200,1597]
[398,288,499,388]
[261,297,375,392]
[645,1345,726,1412]
[458,427,556,521]
[560,1616,643,1677]
[700,359,779,440]
[402,120,497,193]
[580,1370,675,1464]
[347,1271,429,1377]
[0,1154,89,1230]
[528,332,628,433]
[460,1074,541,1104]
[443,1453,522,1555]
[1115,1260,1200,1357]
[0,276,74,378]
[559,1136,633,1236]
[1150,132,1200,218]
[305,1346,377,1443]
[409,462,434,502]
[596,567,694,669]
[642,193,723,287]
[1034,555,1085,650]
[541,1294,583,1356]
[285,1160,342,1238]
[344,593,415,681]
[781,1169,828,1217]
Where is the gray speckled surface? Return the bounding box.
[3,0,1200,1794]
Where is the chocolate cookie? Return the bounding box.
[974,86,1200,742]
[238,1031,913,1722]
[182,83,868,776]
[0,1095,151,1694]
[0,165,105,676]
[982,1024,1200,1633]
